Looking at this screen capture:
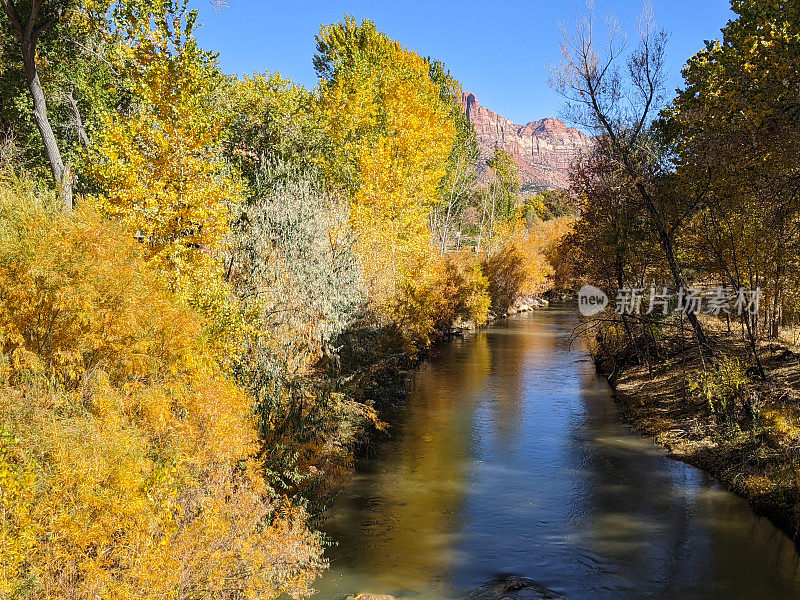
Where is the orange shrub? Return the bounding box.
[390,248,490,349]
[433,250,491,332]
[482,232,533,314]
[482,218,572,313]
[0,177,326,599]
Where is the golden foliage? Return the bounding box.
[0,177,326,599]
[482,229,534,314]
[83,5,250,371]
[433,251,491,332]
[85,8,239,279]
[317,18,457,345]
[482,217,573,312]
[0,428,36,597]
[395,250,490,345]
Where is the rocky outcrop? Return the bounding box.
[486,295,549,323]
[461,92,592,191]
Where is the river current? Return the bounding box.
[315,307,800,599]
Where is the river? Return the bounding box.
[314,307,800,599]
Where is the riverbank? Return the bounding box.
[598,329,800,546]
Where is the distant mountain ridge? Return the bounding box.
[461,92,591,191]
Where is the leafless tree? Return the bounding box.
[549,1,710,352]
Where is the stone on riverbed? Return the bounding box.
[344,576,564,600]
[467,576,565,600]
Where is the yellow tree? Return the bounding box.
[315,17,457,345]
[86,3,239,284]
[670,0,800,348]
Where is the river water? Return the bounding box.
[314,307,800,599]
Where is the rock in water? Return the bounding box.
[345,594,397,600]
[467,576,565,600]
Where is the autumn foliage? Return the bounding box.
[0,177,325,599]
[316,17,464,345]
[0,4,575,596]
[85,7,239,280]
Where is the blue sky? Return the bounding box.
[190,0,734,125]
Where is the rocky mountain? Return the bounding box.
[461,92,592,191]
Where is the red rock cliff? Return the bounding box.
[461,92,591,190]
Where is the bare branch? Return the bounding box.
[0,0,23,37]
[65,85,90,149]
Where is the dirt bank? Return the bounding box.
[602,333,800,546]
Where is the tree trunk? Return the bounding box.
[2,0,72,210]
[21,39,72,210]
[634,181,710,352]
[743,310,766,380]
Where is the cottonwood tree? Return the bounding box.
[0,0,74,209]
[86,1,237,280]
[315,16,457,335]
[668,0,800,374]
[428,59,480,253]
[549,3,710,352]
[476,149,520,252]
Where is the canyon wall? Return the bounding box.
[461,92,591,190]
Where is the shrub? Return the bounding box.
[481,228,537,314]
[0,427,36,597]
[226,169,363,405]
[389,249,490,349]
[223,168,370,497]
[0,175,326,599]
[481,219,569,313]
[689,357,752,424]
[429,250,490,332]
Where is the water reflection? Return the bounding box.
[317,308,800,599]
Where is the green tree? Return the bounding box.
[0,0,224,208]
[221,72,329,186]
[476,149,520,251]
[0,0,91,209]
